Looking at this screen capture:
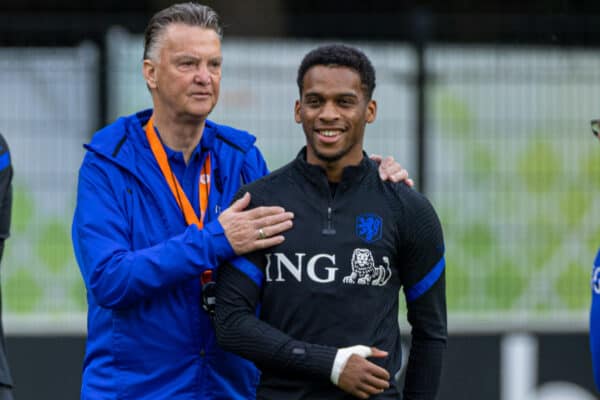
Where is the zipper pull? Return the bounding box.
[322,207,336,236]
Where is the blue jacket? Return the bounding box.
[591,248,600,391]
[72,109,269,399]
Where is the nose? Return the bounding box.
[319,100,339,122]
[193,64,211,85]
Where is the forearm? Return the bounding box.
[404,274,447,399]
[215,261,336,379]
[403,336,445,400]
[77,219,234,309]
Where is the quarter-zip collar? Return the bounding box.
[291,146,374,192]
[291,147,375,237]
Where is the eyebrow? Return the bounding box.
[173,55,199,61]
[172,54,222,62]
[304,91,358,98]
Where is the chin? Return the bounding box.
[314,150,345,163]
[187,106,215,119]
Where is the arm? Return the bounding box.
[215,257,390,397]
[403,272,446,400]
[590,249,600,391]
[0,135,12,263]
[72,154,236,309]
[215,258,337,377]
[401,198,447,400]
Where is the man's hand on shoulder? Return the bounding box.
[332,345,390,399]
[370,154,414,187]
[218,192,294,255]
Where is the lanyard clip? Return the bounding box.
[201,270,213,286]
[201,270,216,317]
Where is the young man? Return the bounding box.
[72,3,411,399]
[215,44,447,399]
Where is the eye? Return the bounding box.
[338,97,355,107]
[178,60,195,68]
[305,97,321,107]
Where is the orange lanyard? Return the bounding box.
[145,116,211,229]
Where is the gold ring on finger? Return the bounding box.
[258,228,266,240]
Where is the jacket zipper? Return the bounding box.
[322,206,336,235]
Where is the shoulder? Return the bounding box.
[80,113,142,179]
[386,181,438,217]
[382,181,443,245]
[240,161,295,203]
[0,133,9,154]
[207,120,257,154]
[0,133,10,176]
[0,133,10,171]
[87,110,149,157]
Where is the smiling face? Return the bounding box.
[143,24,222,123]
[295,65,376,176]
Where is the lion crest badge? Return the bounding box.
[356,213,382,243]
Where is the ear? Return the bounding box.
[366,99,377,124]
[143,59,158,89]
[294,99,302,124]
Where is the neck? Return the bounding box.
[306,152,364,183]
[152,111,206,164]
[322,163,344,183]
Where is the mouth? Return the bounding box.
[315,129,344,140]
[190,92,211,99]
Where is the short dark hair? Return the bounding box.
[143,2,222,61]
[296,44,376,99]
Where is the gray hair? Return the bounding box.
[143,2,223,61]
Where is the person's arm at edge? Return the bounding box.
[590,249,600,391]
[0,134,12,263]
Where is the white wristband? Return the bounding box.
[330,345,373,385]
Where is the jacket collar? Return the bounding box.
[84,109,256,177]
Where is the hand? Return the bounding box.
[370,154,414,187]
[218,192,294,255]
[337,347,390,399]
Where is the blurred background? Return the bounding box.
[1,0,599,398]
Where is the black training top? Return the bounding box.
[215,148,447,400]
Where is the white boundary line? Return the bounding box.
[3,311,588,336]
[4,314,87,336]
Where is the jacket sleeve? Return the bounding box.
[590,249,600,391]
[214,256,337,380]
[72,153,235,309]
[400,195,447,400]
